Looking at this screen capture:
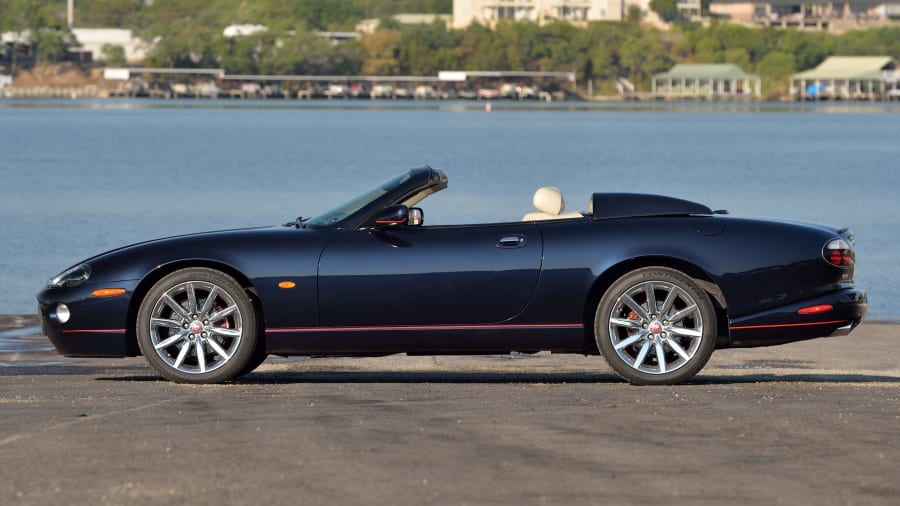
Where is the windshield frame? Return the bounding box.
[303,167,446,230]
[304,172,415,229]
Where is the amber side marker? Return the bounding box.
[278,281,296,289]
[91,288,126,297]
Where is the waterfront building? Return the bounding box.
[452,0,652,27]
[356,14,454,33]
[710,1,900,31]
[70,28,149,63]
[678,0,704,19]
[1,30,38,67]
[651,64,762,98]
[789,56,899,100]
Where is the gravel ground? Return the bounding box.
[1,317,898,505]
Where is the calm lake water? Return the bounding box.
[1,99,898,318]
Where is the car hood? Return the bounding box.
[70,225,322,284]
[80,226,274,263]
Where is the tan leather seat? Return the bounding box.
[522,187,583,221]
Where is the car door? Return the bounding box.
[317,223,543,326]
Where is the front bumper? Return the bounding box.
[727,288,867,348]
[37,281,139,357]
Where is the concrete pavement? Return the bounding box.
[1,318,898,505]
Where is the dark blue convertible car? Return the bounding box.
[38,167,867,384]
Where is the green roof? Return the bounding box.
[792,56,897,81]
[654,64,758,80]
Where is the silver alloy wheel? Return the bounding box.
[148,280,243,375]
[607,280,703,375]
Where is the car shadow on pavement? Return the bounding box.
[4,363,898,385]
[91,370,900,385]
[693,373,900,384]
[0,363,150,377]
[98,371,621,384]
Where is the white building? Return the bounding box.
[223,24,268,38]
[452,0,652,27]
[356,14,453,33]
[71,28,149,63]
[677,0,703,19]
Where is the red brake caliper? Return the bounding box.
[214,305,231,330]
[625,310,639,336]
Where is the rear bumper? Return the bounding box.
[726,288,867,348]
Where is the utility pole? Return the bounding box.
[68,0,75,29]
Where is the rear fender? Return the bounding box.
[583,256,730,353]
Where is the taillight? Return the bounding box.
[823,238,854,267]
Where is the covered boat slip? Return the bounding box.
[651,64,762,99]
[790,56,900,100]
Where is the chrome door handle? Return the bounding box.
[497,234,526,248]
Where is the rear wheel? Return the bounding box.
[595,267,716,385]
[137,268,259,384]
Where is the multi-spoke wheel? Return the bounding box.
[595,267,717,385]
[137,268,260,383]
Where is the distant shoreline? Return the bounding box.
[3,98,900,114]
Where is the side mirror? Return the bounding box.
[409,207,424,226]
[374,205,409,228]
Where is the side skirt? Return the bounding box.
[264,323,586,355]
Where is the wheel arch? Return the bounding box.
[582,256,730,354]
[124,260,266,356]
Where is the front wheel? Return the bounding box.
[595,267,717,385]
[136,268,259,384]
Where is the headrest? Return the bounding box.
[533,186,564,216]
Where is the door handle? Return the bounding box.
[497,234,526,248]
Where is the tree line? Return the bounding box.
[3,1,900,96]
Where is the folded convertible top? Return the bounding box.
[591,193,713,220]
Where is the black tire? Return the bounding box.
[595,267,717,385]
[237,346,268,378]
[136,268,259,384]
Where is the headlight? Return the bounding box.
[48,264,92,288]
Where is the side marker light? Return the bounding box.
[798,304,833,315]
[278,281,296,289]
[91,288,126,297]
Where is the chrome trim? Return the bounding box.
[496,234,526,248]
[830,323,854,337]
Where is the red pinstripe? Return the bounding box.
[266,323,583,333]
[730,320,848,331]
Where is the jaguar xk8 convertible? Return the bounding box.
[38,166,867,384]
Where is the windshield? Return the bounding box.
[305,173,412,228]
